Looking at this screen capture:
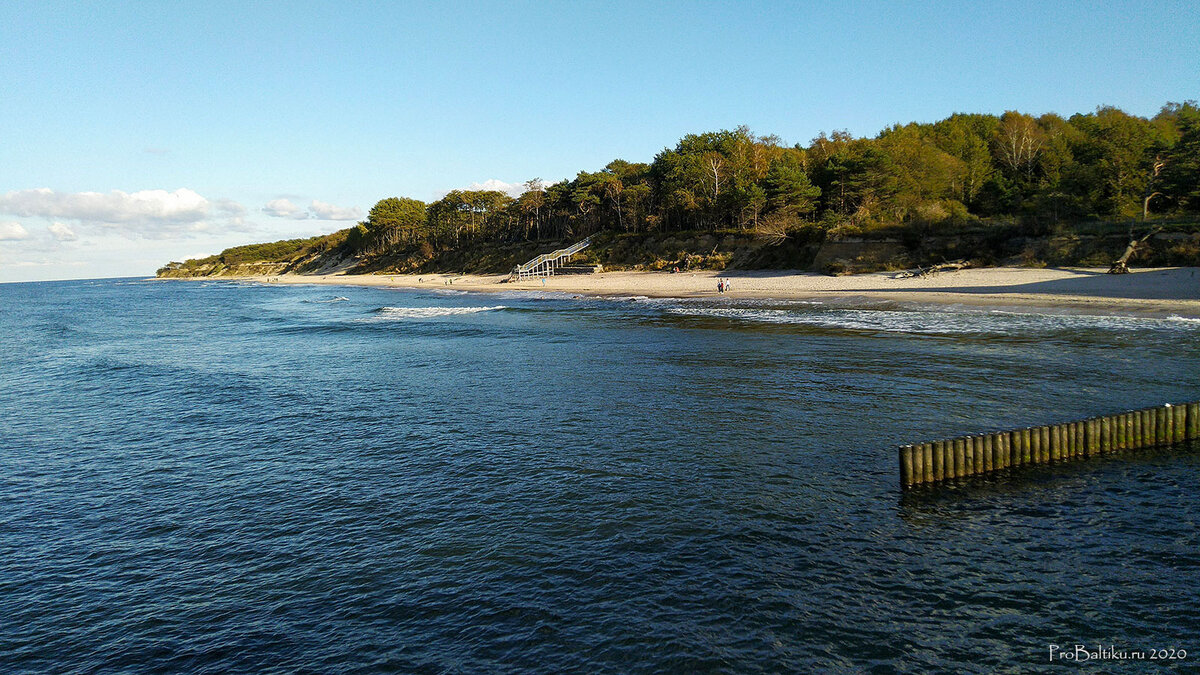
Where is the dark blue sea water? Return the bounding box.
[2,277,1199,674]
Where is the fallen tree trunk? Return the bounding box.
[893,260,969,279]
[1108,228,1160,274]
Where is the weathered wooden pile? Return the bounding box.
[900,402,1200,489]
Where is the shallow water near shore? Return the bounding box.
[3,278,1199,673]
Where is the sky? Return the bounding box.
[1,0,1198,282]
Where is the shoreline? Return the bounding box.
[162,266,1200,317]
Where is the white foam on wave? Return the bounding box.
[666,305,1200,336]
[366,305,507,321]
[305,296,349,303]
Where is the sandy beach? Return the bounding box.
[212,266,1200,316]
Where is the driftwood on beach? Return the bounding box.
[1108,228,1161,274]
[892,260,969,279]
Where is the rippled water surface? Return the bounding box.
[2,278,1199,673]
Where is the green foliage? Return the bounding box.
[219,238,319,265]
[1159,102,1200,212]
[350,197,427,253]
[164,101,1200,277]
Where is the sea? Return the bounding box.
[2,277,1199,674]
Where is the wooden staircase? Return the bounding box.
[512,236,593,280]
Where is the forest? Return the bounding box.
[162,102,1200,276]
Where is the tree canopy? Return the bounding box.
[308,102,1200,260]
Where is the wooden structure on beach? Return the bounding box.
[513,236,593,280]
[899,401,1200,489]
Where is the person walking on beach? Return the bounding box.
[717,279,725,294]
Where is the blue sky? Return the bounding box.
[1,0,1197,281]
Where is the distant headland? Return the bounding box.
[159,103,1200,280]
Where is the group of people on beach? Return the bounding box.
[717,278,732,294]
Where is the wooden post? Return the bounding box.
[1041,426,1052,463]
[984,434,995,473]
[1051,424,1063,462]
[1156,406,1168,446]
[1116,413,1128,451]
[1142,408,1153,448]
[1101,416,1112,453]
[1165,405,1176,445]
[901,445,914,487]
[1022,428,1033,464]
[923,442,934,484]
[1135,410,1146,449]
[933,440,945,482]
[955,438,967,478]
[973,436,985,475]
[960,432,969,475]
[1173,404,1187,443]
[1001,431,1013,469]
[1189,402,1200,441]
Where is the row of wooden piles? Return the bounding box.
[900,402,1200,489]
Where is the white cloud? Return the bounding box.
[431,179,548,201]
[0,187,248,238]
[461,179,528,198]
[263,198,309,219]
[308,200,362,221]
[0,221,30,240]
[48,222,78,241]
[214,199,245,217]
[0,187,209,224]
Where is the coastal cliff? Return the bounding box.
[158,224,1200,279]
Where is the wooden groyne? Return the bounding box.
[899,402,1200,489]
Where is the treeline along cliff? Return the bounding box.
[160,103,1200,277]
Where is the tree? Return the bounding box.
[360,197,426,252]
[1067,107,1169,217]
[994,111,1045,181]
[764,152,820,215]
[516,179,546,239]
[1159,102,1200,212]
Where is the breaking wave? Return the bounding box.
[665,305,1200,336]
[367,305,507,320]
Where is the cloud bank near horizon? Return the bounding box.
[262,198,363,221]
[431,178,555,201]
[0,188,247,237]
